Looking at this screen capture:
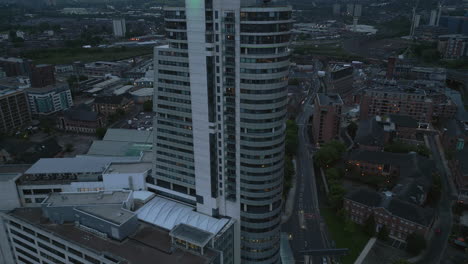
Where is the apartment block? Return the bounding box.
[312,93,343,144]
[0,88,31,133]
[152,1,292,263]
[26,82,73,115]
[360,86,433,122]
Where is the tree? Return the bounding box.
[364,215,376,236]
[314,140,346,168]
[285,120,299,156]
[392,260,411,264]
[325,168,343,181]
[96,127,107,139]
[347,121,358,139]
[406,232,426,255]
[426,173,442,206]
[143,100,153,112]
[378,225,390,241]
[116,108,125,116]
[64,143,74,152]
[289,78,300,85]
[328,182,345,209]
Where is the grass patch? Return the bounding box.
[21,46,153,64]
[320,208,371,264]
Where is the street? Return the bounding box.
[415,135,455,264]
[282,94,331,264]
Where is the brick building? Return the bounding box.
[93,95,133,116]
[58,105,105,134]
[30,64,55,88]
[346,150,435,205]
[345,189,434,241]
[312,93,343,145]
[0,57,32,77]
[360,86,433,122]
[355,115,427,151]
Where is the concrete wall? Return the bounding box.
[103,172,146,191]
[75,208,139,241]
[0,176,21,211]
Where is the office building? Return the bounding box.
[26,82,73,115]
[0,87,31,133]
[153,0,292,263]
[113,18,127,38]
[312,93,343,144]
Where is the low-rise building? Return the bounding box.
[58,105,105,134]
[16,155,143,206]
[80,61,131,78]
[93,95,134,116]
[345,189,434,241]
[0,190,225,264]
[26,82,73,115]
[130,88,153,104]
[356,115,428,151]
[346,150,435,205]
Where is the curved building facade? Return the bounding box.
[153,1,292,263]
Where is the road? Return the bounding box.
[415,135,455,264]
[282,94,331,264]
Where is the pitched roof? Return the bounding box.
[346,189,434,226]
[355,118,385,147]
[387,199,434,226]
[63,105,99,122]
[347,150,435,204]
[94,94,130,105]
[345,188,382,207]
[390,115,419,128]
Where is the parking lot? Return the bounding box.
[124,111,155,131]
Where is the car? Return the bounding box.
[322,257,328,264]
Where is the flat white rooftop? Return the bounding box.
[25,156,138,174]
[43,190,132,207]
[137,196,229,235]
[105,163,152,174]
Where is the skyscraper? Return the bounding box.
[113,18,126,38]
[152,0,292,263]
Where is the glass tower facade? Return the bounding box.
[153,1,292,263]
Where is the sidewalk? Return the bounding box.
[354,237,377,264]
[282,158,297,224]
